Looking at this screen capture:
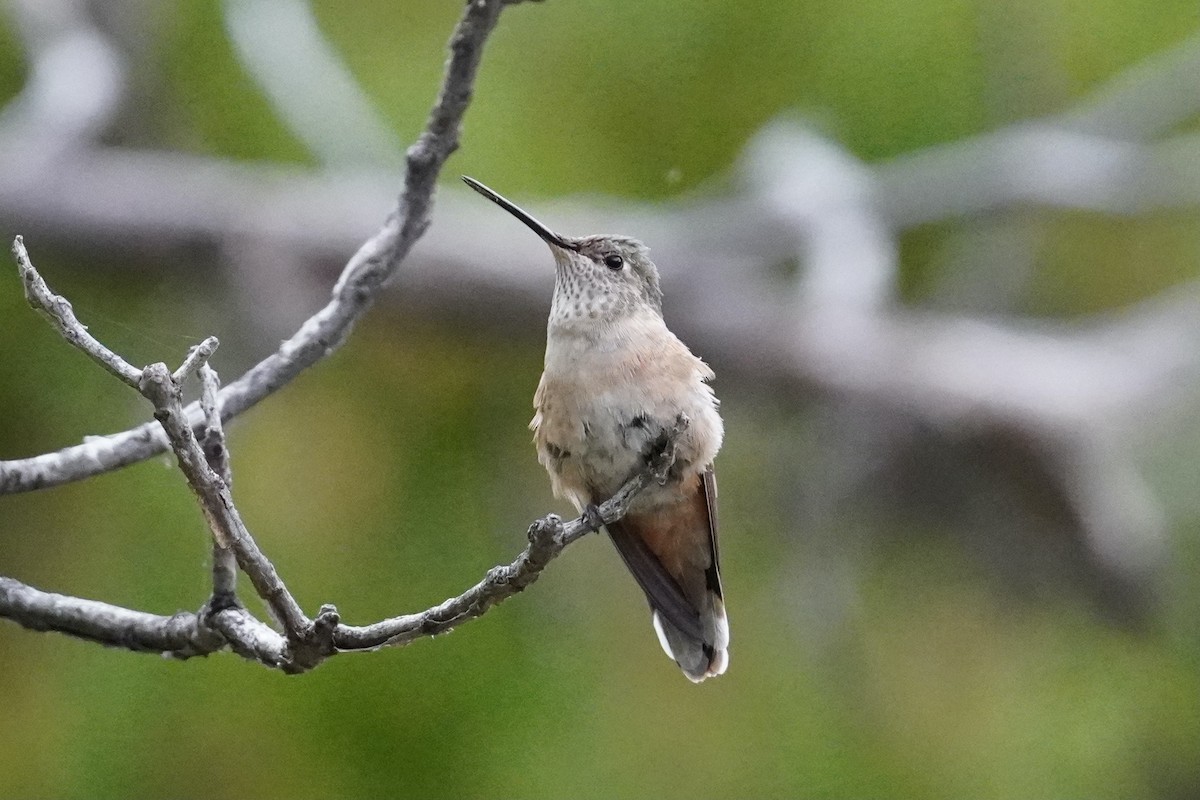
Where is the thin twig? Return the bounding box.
[12,235,143,389]
[0,575,286,662]
[0,576,221,656]
[0,0,508,494]
[0,0,637,674]
[335,418,687,650]
[200,364,237,603]
[0,428,684,670]
[172,337,220,384]
[139,362,310,640]
[3,244,683,666]
[14,243,309,640]
[206,607,288,666]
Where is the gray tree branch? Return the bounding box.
[0,0,690,673]
[1,0,1197,628]
[200,364,238,604]
[0,0,509,494]
[0,247,683,668]
[14,235,142,388]
[0,439,678,670]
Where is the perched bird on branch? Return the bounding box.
[465,176,729,682]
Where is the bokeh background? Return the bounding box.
[3,1,1200,798]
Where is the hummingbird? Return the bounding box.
[463,176,729,682]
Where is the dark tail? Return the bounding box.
[606,468,728,682]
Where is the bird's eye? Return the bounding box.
[603,254,624,271]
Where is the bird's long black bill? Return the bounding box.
[462,176,578,251]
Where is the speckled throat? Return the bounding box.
[549,265,636,328]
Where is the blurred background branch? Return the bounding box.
[221,0,404,170]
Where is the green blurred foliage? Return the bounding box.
[3,1,1200,798]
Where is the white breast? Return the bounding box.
[533,309,723,505]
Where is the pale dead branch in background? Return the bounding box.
[222,0,405,169]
